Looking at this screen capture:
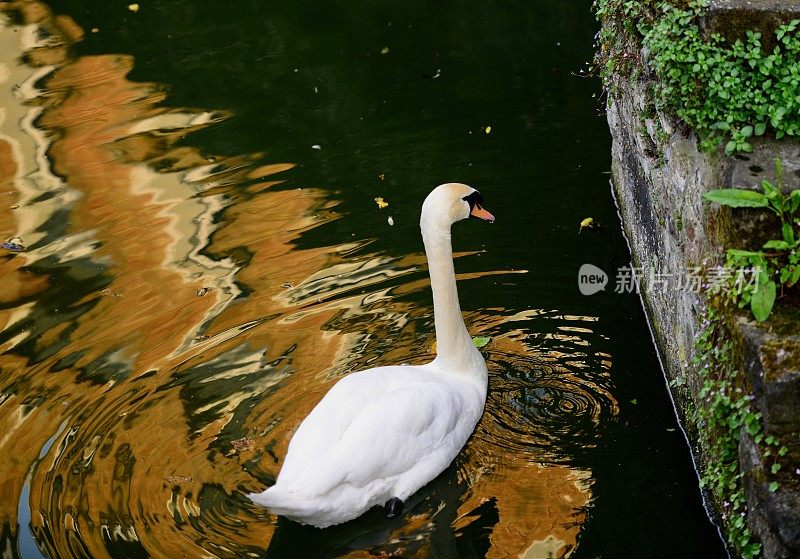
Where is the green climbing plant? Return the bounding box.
[594,0,800,153]
[689,305,789,559]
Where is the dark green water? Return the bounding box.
[0,1,727,557]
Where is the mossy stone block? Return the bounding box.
[704,0,800,48]
[738,308,800,436]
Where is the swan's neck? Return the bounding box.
[421,219,484,374]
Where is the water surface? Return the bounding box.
[0,1,727,557]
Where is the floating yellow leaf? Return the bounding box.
[128,3,140,12]
[485,126,492,134]
[381,47,390,54]
[579,217,594,234]
[374,196,389,209]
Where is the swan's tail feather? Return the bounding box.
[247,486,319,518]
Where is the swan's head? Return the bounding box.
[421,183,495,227]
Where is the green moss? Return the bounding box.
[761,338,800,381]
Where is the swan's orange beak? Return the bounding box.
[470,204,495,222]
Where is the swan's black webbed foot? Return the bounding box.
[385,497,404,518]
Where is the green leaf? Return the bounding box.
[789,190,800,212]
[764,240,790,250]
[751,280,777,322]
[761,179,781,201]
[755,122,767,135]
[769,481,779,492]
[727,249,764,258]
[741,125,753,137]
[472,336,491,348]
[704,189,769,208]
[782,222,796,245]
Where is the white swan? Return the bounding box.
[248,183,495,528]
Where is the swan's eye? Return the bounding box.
[462,190,483,210]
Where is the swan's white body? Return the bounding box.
[248,183,493,527]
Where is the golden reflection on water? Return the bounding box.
[0,2,617,558]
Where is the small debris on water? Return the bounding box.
[281,282,292,289]
[10,204,19,209]
[1,241,25,252]
[374,197,389,209]
[380,47,390,54]
[484,126,492,134]
[375,548,406,557]
[91,27,99,33]
[128,3,140,12]
[387,216,394,226]
[311,144,322,150]
[231,436,254,452]
[196,286,214,297]
[579,217,601,234]
[378,173,385,181]
[163,474,193,484]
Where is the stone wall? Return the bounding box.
[606,68,800,558]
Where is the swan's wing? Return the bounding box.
[278,373,465,496]
[337,386,462,486]
[275,369,388,486]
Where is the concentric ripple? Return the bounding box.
[483,351,618,461]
